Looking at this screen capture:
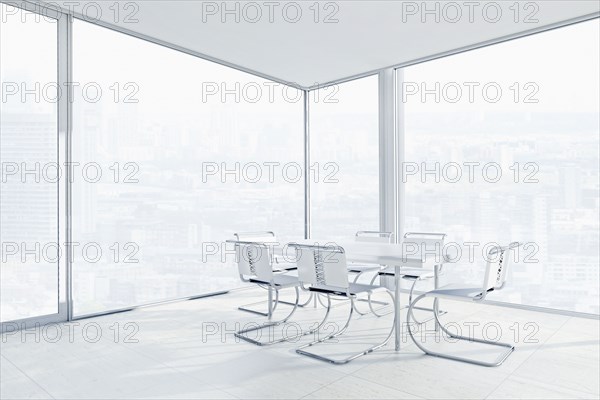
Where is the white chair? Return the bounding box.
[345,231,394,315]
[233,231,303,317]
[291,243,396,364]
[234,231,296,271]
[229,240,322,346]
[372,232,447,326]
[348,231,394,280]
[407,242,521,367]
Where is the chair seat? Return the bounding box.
[249,274,300,288]
[347,264,382,274]
[427,283,485,300]
[378,266,434,280]
[309,282,387,297]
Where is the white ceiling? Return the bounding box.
[38,0,600,88]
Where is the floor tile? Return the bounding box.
[0,356,53,400]
[510,346,600,395]
[487,375,598,399]
[303,375,423,399]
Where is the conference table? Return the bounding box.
[277,239,436,351]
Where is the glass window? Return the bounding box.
[310,75,380,240]
[400,20,599,313]
[0,4,59,321]
[72,20,303,316]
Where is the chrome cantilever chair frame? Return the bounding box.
[233,232,310,318]
[407,242,522,367]
[291,243,396,364]
[228,240,322,346]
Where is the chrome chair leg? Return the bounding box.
[407,279,447,326]
[238,285,311,317]
[279,287,313,307]
[296,291,396,364]
[407,293,514,367]
[365,274,446,321]
[299,292,314,307]
[351,271,389,316]
[316,292,347,309]
[236,286,298,346]
[267,285,274,320]
[316,293,329,308]
[235,287,330,346]
[367,274,398,317]
[354,293,389,316]
[238,302,277,317]
[237,284,279,317]
[352,271,372,316]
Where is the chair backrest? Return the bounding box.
[355,231,394,243]
[481,242,521,298]
[292,244,349,289]
[233,231,277,244]
[232,241,274,283]
[403,232,446,266]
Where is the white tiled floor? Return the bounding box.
[1,288,599,399]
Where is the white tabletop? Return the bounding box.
[280,238,434,268]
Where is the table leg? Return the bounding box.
[394,265,401,351]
